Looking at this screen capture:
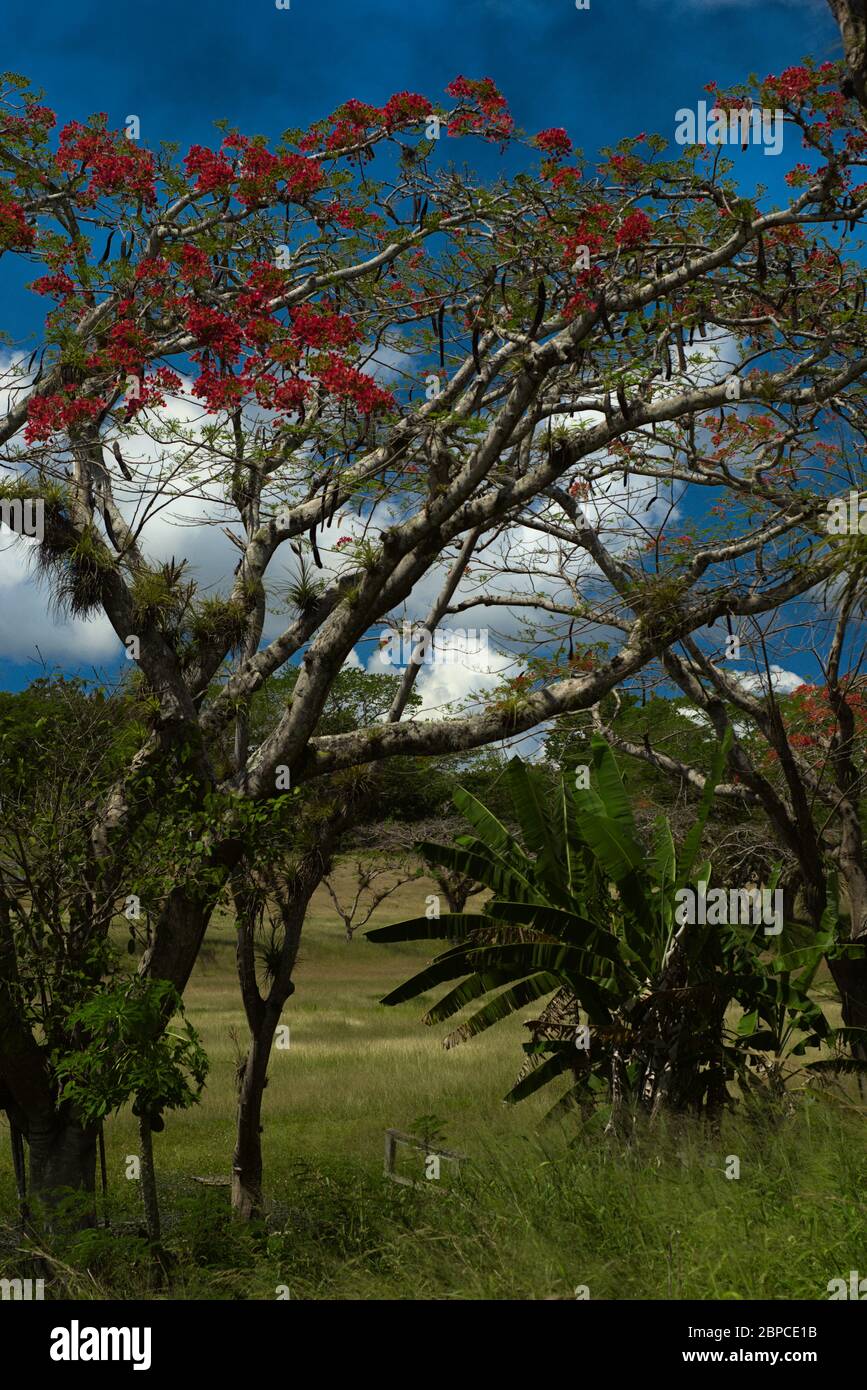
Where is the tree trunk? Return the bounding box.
[231,1006,281,1220]
[26,1104,98,1226]
[828,0,867,109]
[138,1113,161,1245]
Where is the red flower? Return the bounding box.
[272,377,309,415]
[24,390,105,443]
[31,271,75,299]
[281,152,326,200]
[191,365,245,411]
[57,121,156,204]
[291,302,359,350]
[185,302,244,361]
[184,144,234,193]
[615,210,652,249]
[178,244,211,283]
[765,66,814,103]
[315,356,394,414]
[382,92,433,131]
[445,76,513,143]
[533,128,572,160]
[0,188,35,250]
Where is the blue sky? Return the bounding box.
[0,0,837,156]
[0,0,844,690]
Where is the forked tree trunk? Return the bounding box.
[229,804,354,1219]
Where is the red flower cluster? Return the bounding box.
[281,151,326,200]
[237,141,279,206]
[56,121,156,205]
[784,162,813,187]
[382,92,433,131]
[124,367,183,417]
[185,302,244,361]
[178,244,211,283]
[550,165,583,189]
[445,76,513,143]
[2,103,56,138]
[533,128,572,160]
[134,257,170,291]
[271,376,310,414]
[24,389,105,443]
[105,314,153,374]
[0,187,35,250]
[184,144,234,193]
[315,356,394,414]
[235,261,286,317]
[191,365,246,411]
[765,66,815,103]
[291,302,359,349]
[564,282,597,319]
[615,209,652,248]
[322,199,365,228]
[31,270,75,299]
[320,98,381,151]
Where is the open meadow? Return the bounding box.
[3,862,864,1302]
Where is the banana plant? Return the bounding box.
[367,733,857,1121]
[727,873,867,1097]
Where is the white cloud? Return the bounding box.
[369,626,514,717]
[735,665,804,695]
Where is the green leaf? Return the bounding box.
[365,913,488,944]
[590,734,637,833]
[437,973,562,1041]
[679,727,733,882]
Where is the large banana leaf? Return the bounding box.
[366,913,493,944]
[413,839,539,903]
[378,949,488,1005]
[504,1049,574,1104]
[576,812,647,882]
[437,972,563,1042]
[503,757,567,889]
[590,733,638,834]
[679,727,733,883]
[485,900,624,963]
[451,783,533,868]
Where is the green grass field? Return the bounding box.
[2,862,865,1300]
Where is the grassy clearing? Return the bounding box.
[1,862,864,1300]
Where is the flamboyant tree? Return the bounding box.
[1,52,867,1206]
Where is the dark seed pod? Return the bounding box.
[308,524,323,568]
[529,279,546,339]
